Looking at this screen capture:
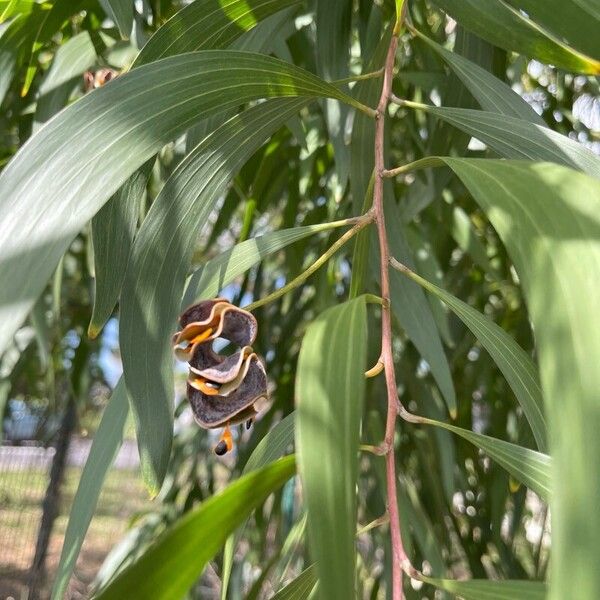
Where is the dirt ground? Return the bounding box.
[0,465,149,599]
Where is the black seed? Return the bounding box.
[214,440,228,455]
[246,419,253,430]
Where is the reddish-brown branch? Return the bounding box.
[372,22,409,600]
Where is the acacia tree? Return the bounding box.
[1,0,600,598]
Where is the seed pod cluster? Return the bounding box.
[172,298,268,454]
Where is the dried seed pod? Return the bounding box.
[187,355,267,428]
[172,299,257,361]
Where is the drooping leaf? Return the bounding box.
[52,379,129,600]
[421,575,548,600]
[296,296,368,600]
[89,162,151,338]
[222,412,296,598]
[436,159,600,599]
[0,50,369,360]
[118,99,320,492]
[183,219,352,307]
[397,266,546,451]
[33,30,96,129]
[21,0,84,96]
[385,200,457,415]
[413,29,546,125]
[430,0,600,74]
[316,0,352,188]
[419,416,551,500]
[271,565,318,600]
[95,455,296,600]
[133,0,301,67]
[411,104,600,180]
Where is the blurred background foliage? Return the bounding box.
[1,0,599,598]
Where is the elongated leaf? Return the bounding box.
[0,12,34,104]
[316,0,352,187]
[133,0,301,67]
[0,0,37,22]
[421,576,547,600]
[21,0,84,96]
[222,412,296,598]
[183,220,351,307]
[503,0,600,59]
[90,163,151,337]
[420,416,551,499]
[414,105,600,180]
[296,297,368,600]
[436,159,600,599]
[52,379,129,600]
[431,0,600,74]
[0,50,367,360]
[119,99,311,492]
[398,267,546,451]
[386,201,457,415]
[272,565,318,600]
[96,455,296,600]
[103,0,133,39]
[413,30,546,125]
[34,31,96,129]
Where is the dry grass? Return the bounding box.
[0,465,150,599]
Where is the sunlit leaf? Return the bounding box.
[296,296,368,600]
[95,455,296,600]
[0,49,368,369]
[431,0,600,74]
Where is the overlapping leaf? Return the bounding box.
[296,296,367,600]
[119,99,356,492]
[412,104,600,180]
[271,565,318,600]
[398,267,546,451]
[436,159,600,598]
[0,49,366,362]
[133,0,301,67]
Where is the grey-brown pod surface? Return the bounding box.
[172,299,267,430]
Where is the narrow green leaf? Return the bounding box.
[420,416,551,500]
[89,163,151,338]
[430,0,600,74]
[0,50,368,359]
[21,0,84,96]
[0,12,35,104]
[119,99,309,492]
[413,30,546,125]
[52,379,129,600]
[0,0,37,22]
[95,455,296,600]
[183,220,351,307]
[437,159,600,599]
[316,0,352,187]
[503,0,600,60]
[451,205,496,275]
[222,412,296,598]
[413,105,600,180]
[133,0,301,67]
[103,0,133,39]
[272,565,318,600]
[296,296,368,600]
[399,267,546,451]
[421,576,547,600]
[34,31,96,129]
[386,201,457,415]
